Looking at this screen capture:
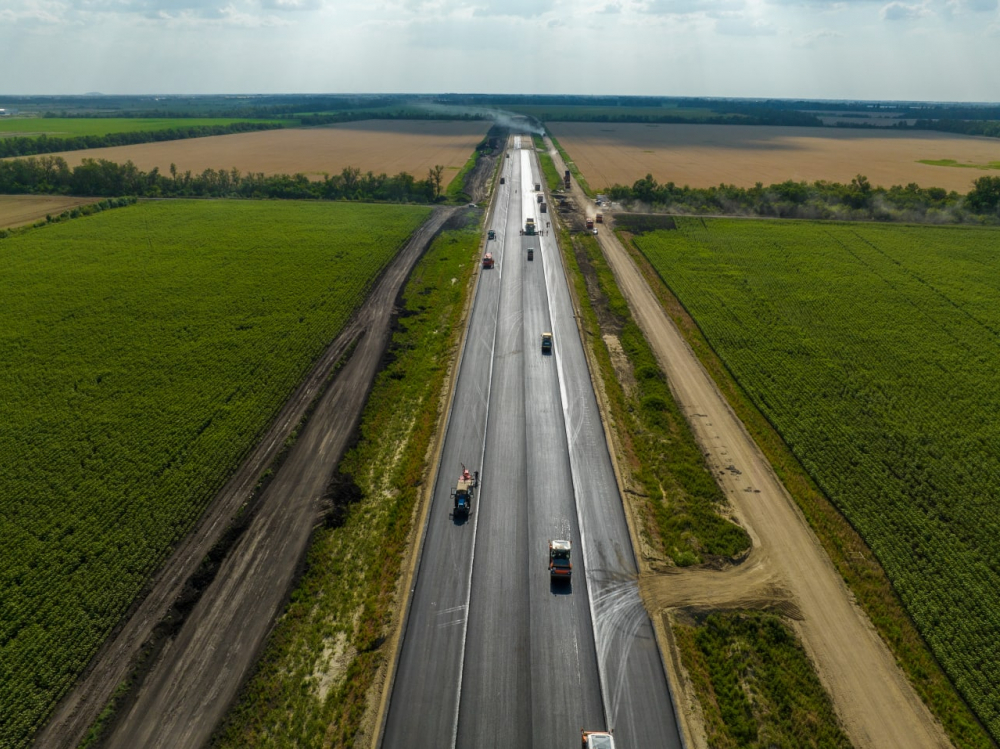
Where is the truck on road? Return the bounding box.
[488,229,496,240]
[549,539,572,580]
[541,332,552,354]
[582,730,615,748]
[525,217,537,236]
[452,467,478,519]
[585,218,594,231]
[482,253,494,269]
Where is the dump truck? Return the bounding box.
[549,539,572,580]
[482,253,494,269]
[537,194,544,204]
[452,467,478,519]
[541,331,552,354]
[534,182,541,191]
[564,169,571,188]
[540,202,547,213]
[582,730,615,749]
[585,218,594,230]
[595,213,603,224]
[525,217,537,235]
[500,177,506,185]
[488,229,496,240]
[527,247,534,261]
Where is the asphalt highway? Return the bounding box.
[382,138,681,749]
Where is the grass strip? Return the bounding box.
[918,159,1000,170]
[446,149,480,202]
[213,216,482,748]
[549,133,594,198]
[558,227,749,566]
[673,611,853,749]
[532,135,562,192]
[616,226,994,749]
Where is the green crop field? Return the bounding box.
[0,199,430,748]
[635,217,1000,741]
[0,117,278,138]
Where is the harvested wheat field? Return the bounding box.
[551,122,1000,192]
[42,120,491,186]
[0,195,98,228]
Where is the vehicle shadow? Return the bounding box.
[451,512,470,526]
[550,578,573,595]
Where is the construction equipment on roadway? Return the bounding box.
[452,466,478,519]
[500,177,506,184]
[582,730,615,748]
[540,202,547,213]
[527,247,534,261]
[541,332,552,354]
[482,253,495,269]
[525,217,537,236]
[536,194,544,204]
[534,182,541,191]
[564,169,571,188]
[488,229,496,240]
[549,539,572,580]
[585,218,594,230]
[595,213,603,224]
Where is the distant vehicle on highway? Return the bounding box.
[452,466,478,519]
[549,539,572,581]
[488,229,496,240]
[541,332,552,354]
[482,253,494,269]
[582,730,615,748]
[527,247,534,261]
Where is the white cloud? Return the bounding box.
[881,1,928,18]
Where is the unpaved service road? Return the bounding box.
[546,139,951,749]
[38,206,456,749]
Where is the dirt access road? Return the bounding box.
[36,206,459,749]
[544,137,951,749]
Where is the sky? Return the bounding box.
[2,0,999,101]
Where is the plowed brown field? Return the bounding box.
[0,195,98,228]
[551,122,1000,192]
[40,120,491,186]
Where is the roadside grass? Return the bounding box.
[0,117,279,138]
[918,158,1000,170]
[621,220,994,749]
[446,149,480,202]
[212,217,482,748]
[0,200,430,749]
[558,227,749,567]
[549,134,594,198]
[532,135,562,192]
[673,611,853,749]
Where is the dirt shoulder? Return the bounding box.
[545,136,951,749]
[37,207,457,749]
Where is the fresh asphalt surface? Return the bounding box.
[382,141,681,749]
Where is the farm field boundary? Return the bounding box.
[0,195,99,228]
[549,122,1000,193]
[11,200,431,749]
[31,120,491,185]
[632,218,1000,747]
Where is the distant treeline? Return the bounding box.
[916,119,1000,139]
[606,174,1000,223]
[0,155,444,203]
[0,121,283,159]
[297,110,489,126]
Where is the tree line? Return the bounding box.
[0,121,283,159]
[0,155,447,203]
[606,174,1000,223]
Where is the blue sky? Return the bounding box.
[2,0,998,100]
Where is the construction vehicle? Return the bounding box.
[500,176,506,184]
[488,229,496,240]
[540,202,547,213]
[525,217,537,236]
[585,218,594,230]
[534,182,541,191]
[527,247,534,261]
[564,170,571,188]
[596,213,603,224]
[537,194,544,204]
[582,730,615,748]
[549,539,571,580]
[541,332,552,354]
[482,253,494,269]
[452,466,478,519]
